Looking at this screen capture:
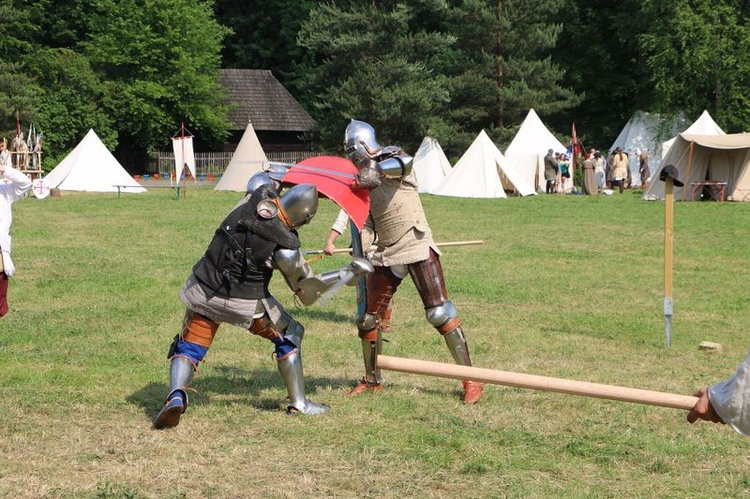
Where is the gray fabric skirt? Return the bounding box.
[179,274,285,329]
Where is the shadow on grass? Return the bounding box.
[281,307,355,324]
[127,364,353,419]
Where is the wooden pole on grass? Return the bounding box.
[664,176,675,347]
[377,355,698,410]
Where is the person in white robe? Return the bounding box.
[0,159,32,316]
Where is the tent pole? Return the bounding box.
[681,142,694,201]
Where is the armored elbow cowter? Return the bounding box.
[377,153,413,178]
[274,248,314,292]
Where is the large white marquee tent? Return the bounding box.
[643,132,750,202]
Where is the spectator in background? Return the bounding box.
[581,152,598,195]
[688,350,750,436]
[610,147,629,194]
[594,151,606,190]
[558,153,571,193]
[544,149,558,194]
[639,151,650,190]
[0,153,32,317]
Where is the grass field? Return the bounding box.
[1,186,749,498]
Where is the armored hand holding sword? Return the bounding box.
[154,178,372,429]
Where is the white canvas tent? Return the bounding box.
[434,130,535,198]
[661,110,724,160]
[609,110,688,187]
[504,108,567,191]
[215,121,268,191]
[413,136,451,194]
[44,129,145,193]
[643,132,750,202]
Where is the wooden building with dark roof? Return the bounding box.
[219,69,317,153]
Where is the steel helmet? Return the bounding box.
[279,184,319,228]
[344,119,381,161]
[246,171,275,194]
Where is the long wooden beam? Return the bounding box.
[377,355,698,411]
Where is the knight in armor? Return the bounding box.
[343,119,484,404]
[154,182,372,429]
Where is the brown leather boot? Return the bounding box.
[462,380,484,404]
[346,378,384,397]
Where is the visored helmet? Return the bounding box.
[344,119,381,161]
[279,184,319,228]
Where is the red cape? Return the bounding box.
[282,156,370,230]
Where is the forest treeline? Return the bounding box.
[2,0,749,170]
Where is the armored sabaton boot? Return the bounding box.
[443,327,484,404]
[277,351,329,415]
[346,333,384,397]
[154,356,195,429]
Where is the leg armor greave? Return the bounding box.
[442,325,472,367]
[170,355,196,395]
[277,351,329,415]
[154,356,196,429]
[359,331,383,384]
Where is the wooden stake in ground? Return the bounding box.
[659,164,684,347]
[377,355,698,410]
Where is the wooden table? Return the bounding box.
[691,181,727,202]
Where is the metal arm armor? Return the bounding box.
[295,258,374,306]
[378,153,413,178]
[273,248,314,293]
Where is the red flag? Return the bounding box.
[571,122,579,171]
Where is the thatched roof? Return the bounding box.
[219,69,316,133]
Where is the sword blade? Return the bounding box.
[278,162,356,180]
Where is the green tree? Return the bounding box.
[297,1,580,157]
[552,0,649,148]
[639,0,750,132]
[20,0,230,170]
[297,2,453,154]
[25,48,115,170]
[433,0,580,148]
[81,0,231,166]
[0,0,41,140]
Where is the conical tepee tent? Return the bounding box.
[504,109,567,192]
[44,129,145,193]
[215,121,268,191]
[661,110,725,160]
[413,136,451,194]
[434,130,535,198]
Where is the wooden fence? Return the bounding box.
[150,151,330,178]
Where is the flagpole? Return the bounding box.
[181,122,186,199]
